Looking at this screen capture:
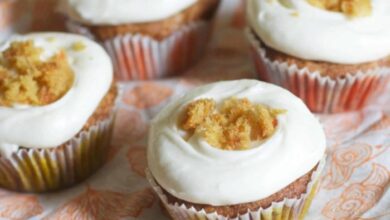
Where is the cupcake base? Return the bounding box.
[67,20,214,81]
[0,86,118,193]
[0,114,115,193]
[66,0,220,81]
[147,157,326,220]
[247,29,390,113]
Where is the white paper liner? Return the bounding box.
[147,156,326,220]
[246,29,390,113]
[67,20,213,81]
[0,112,116,193]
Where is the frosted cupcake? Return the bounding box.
[58,0,220,80]
[0,32,116,192]
[147,80,326,219]
[246,0,390,113]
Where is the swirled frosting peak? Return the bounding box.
[148,80,326,205]
[247,0,390,64]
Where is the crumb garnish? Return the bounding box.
[307,0,372,17]
[46,37,56,42]
[72,41,86,52]
[181,98,286,150]
[0,40,74,106]
[279,0,293,8]
[291,11,300,17]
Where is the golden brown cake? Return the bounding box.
[84,0,220,41]
[162,166,317,218]
[259,36,390,79]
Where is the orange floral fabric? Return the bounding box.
[0,0,389,219]
[0,191,43,220]
[44,187,155,220]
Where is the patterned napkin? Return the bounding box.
[0,0,388,219]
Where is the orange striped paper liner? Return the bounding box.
[147,157,326,220]
[0,113,115,193]
[247,30,390,113]
[67,21,214,81]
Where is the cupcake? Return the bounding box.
[147,80,326,219]
[246,0,390,113]
[58,0,220,81]
[0,32,116,192]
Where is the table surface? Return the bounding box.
[0,0,389,219]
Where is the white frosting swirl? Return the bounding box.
[0,33,113,156]
[57,0,197,25]
[148,80,326,205]
[247,0,390,64]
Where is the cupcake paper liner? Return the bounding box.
[147,156,326,220]
[0,113,116,193]
[0,0,32,41]
[67,21,213,81]
[246,30,390,113]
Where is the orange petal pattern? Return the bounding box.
[321,111,364,141]
[122,83,173,109]
[323,143,372,189]
[322,164,390,219]
[44,187,155,220]
[127,146,147,178]
[368,115,390,132]
[0,192,43,220]
[112,108,148,146]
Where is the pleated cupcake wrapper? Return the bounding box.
[0,0,31,41]
[246,30,390,113]
[66,20,213,81]
[0,113,115,193]
[147,156,326,220]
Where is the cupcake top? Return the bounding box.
[148,80,326,206]
[57,0,198,25]
[0,32,113,156]
[247,0,390,64]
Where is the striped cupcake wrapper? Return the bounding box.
[0,0,32,41]
[67,20,213,81]
[0,113,115,193]
[246,29,390,113]
[147,156,326,220]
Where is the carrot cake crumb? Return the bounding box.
[291,11,300,17]
[0,40,74,106]
[46,37,56,42]
[181,98,286,150]
[307,0,372,17]
[72,41,86,52]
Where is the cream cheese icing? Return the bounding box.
[0,32,113,157]
[247,0,390,64]
[147,80,326,205]
[57,0,197,25]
